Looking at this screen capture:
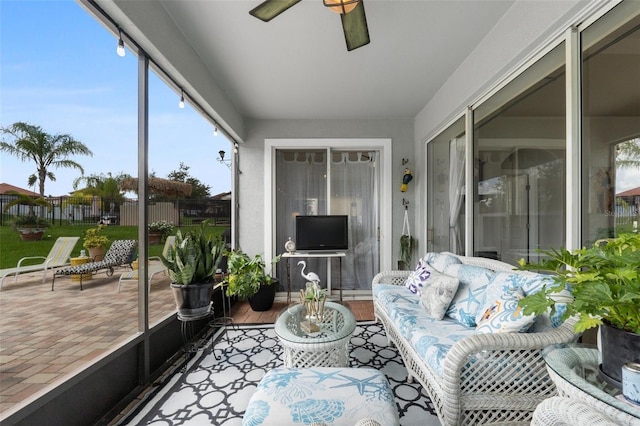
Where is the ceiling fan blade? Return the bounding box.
[341,1,370,51]
[249,0,302,22]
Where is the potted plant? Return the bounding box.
[83,224,110,260]
[517,232,640,387]
[148,220,173,245]
[161,221,225,318]
[224,249,281,312]
[2,191,51,240]
[399,234,416,270]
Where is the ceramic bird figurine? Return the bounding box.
[297,260,320,283]
[400,168,413,192]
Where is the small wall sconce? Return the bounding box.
[217,150,231,169]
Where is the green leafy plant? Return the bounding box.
[161,221,225,285]
[83,224,110,249]
[399,234,416,267]
[2,191,51,228]
[224,250,281,300]
[517,233,640,334]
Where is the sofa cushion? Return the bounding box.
[476,286,535,333]
[443,264,495,327]
[375,283,474,377]
[409,319,475,378]
[419,274,460,320]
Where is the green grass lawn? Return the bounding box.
[0,224,226,269]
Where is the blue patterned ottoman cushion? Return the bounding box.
[443,264,495,327]
[242,367,400,426]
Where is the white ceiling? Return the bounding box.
[94,0,515,124]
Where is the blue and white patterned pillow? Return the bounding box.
[427,252,462,273]
[443,264,495,327]
[477,270,569,331]
[476,286,535,334]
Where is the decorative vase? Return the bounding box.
[599,322,640,388]
[248,279,278,312]
[170,282,213,319]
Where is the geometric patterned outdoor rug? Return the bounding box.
[120,323,441,425]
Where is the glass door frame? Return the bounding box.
[264,138,393,296]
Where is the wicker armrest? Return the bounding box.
[372,270,411,287]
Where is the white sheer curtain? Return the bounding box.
[449,138,465,254]
[275,151,327,292]
[331,151,379,290]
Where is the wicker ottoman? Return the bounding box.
[242,367,399,426]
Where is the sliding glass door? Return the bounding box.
[274,149,380,297]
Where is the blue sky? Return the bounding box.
[0,0,232,197]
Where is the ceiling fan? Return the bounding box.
[249,0,370,51]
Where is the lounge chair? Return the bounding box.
[117,236,176,292]
[0,237,80,290]
[52,239,137,290]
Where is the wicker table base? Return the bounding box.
[275,301,356,368]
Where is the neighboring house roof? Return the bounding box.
[617,186,640,197]
[0,183,40,196]
[211,192,231,200]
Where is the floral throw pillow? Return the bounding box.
[404,258,434,295]
[419,274,460,320]
[476,286,536,334]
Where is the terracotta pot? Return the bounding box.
[88,247,106,261]
[17,228,46,241]
[148,232,163,245]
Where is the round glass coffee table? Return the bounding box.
[543,343,640,423]
[275,301,356,368]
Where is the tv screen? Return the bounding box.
[295,215,348,252]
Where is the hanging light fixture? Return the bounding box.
[217,150,231,168]
[116,28,126,57]
[214,126,219,137]
[179,90,185,109]
[323,0,359,14]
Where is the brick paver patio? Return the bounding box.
[0,266,375,417]
[0,263,176,415]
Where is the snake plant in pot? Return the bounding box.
[161,221,225,319]
[517,233,640,387]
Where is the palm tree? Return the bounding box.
[0,122,92,196]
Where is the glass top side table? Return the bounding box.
[543,343,640,423]
[274,301,356,368]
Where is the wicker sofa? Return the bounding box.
[372,252,579,425]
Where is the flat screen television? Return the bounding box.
[295,215,348,252]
